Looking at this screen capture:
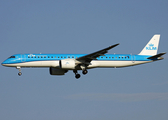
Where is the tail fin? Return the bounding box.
[139,34,160,55]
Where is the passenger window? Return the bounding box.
[28,56,30,58]
[51,56,53,58]
[38,56,40,58]
[48,56,50,58]
[44,56,46,58]
[31,56,33,58]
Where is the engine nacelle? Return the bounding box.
[49,67,68,75]
[59,59,76,69]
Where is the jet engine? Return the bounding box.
[49,67,68,75]
[59,59,76,69]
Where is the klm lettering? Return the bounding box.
[146,47,157,50]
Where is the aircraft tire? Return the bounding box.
[75,74,80,79]
[82,70,88,75]
[18,72,22,76]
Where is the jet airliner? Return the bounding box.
[2,35,166,79]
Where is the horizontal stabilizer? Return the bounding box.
[147,52,166,59]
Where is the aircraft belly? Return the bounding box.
[88,60,152,68]
[3,61,59,67]
[96,61,133,67]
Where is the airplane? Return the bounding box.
[1,34,166,79]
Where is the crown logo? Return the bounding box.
[149,43,154,47]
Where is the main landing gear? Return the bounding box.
[73,70,81,79]
[73,69,88,79]
[17,67,22,76]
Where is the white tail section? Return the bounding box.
[139,34,160,55]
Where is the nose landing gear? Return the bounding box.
[16,67,22,76]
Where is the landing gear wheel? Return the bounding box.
[82,70,88,75]
[18,72,22,76]
[75,74,81,79]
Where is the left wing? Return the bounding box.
[76,43,119,64]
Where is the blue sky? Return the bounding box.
[0,0,168,120]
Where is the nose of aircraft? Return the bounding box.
[1,60,8,66]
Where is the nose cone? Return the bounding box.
[1,60,8,66]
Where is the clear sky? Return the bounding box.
[0,0,168,120]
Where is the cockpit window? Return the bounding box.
[9,56,15,58]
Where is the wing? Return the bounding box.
[76,43,119,64]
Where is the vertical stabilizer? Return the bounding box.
[139,35,160,55]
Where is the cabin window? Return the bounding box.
[48,56,50,58]
[44,56,46,58]
[38,56,40,58]
[31,56,33,58]
[51,56,53,58]
[58,57,59,58]
[64,57,66,58]
[72,56,74,58]
[28,56,30,58]
[101,57,103,58]
[55,56,56,58]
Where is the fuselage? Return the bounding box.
[1,35,165,79]
[2,53,154,69]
